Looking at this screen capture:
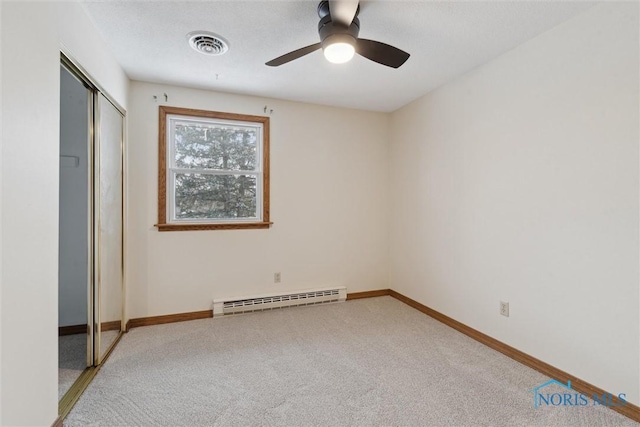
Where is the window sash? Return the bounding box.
[168,171,262,223]
[166,114,264,224]
[168,115,262,173]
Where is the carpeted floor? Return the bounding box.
[65,297,638,426]
[101,329,120,359]
[59,333,88,399]
[59,330,120,400]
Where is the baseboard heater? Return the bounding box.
[213,286,347,316]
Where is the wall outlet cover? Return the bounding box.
[500,301,509,317]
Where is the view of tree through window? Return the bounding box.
[157,106,270,231]
[173,122,258,219]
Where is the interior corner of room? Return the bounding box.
[1,1,639,426]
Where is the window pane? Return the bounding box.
[173,120,258,171]
[175,173,257,220]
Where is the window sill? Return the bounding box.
[155,222,273,232]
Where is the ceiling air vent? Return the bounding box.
[187,31,229,56]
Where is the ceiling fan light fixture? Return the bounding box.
[322,34,355,64]
[324,42,355,64]
[265,1,409,68]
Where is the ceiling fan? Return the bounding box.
[265,0,410,68]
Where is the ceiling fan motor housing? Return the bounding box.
[318,14,360,49]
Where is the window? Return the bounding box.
[156,106,270,231]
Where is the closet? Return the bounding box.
[58,54,125,414]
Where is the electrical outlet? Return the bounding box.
[500,301,509,317]
[274,272,281,283]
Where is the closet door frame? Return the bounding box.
[60,51,126,366]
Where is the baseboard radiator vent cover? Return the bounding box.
[213,286,347,316]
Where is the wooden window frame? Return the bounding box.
[156,106,271,231]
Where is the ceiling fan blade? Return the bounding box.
[355,39,410,69]
[266,43,322,67]
[328,0,359,26]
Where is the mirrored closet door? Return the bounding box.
[58,63,92,400]
[95,93,124,364]
[58,56,125,410]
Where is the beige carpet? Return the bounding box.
[65,297,638,426]
[101,329,120,359]
[59,330,120,400]
[59,333,88,399]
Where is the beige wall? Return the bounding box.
[2,4,60,425]
[1,2,128,425]
[0,1,4,420]
[389,2,639,405]
[126,81,390,318]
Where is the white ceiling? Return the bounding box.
[82,1,596,112]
